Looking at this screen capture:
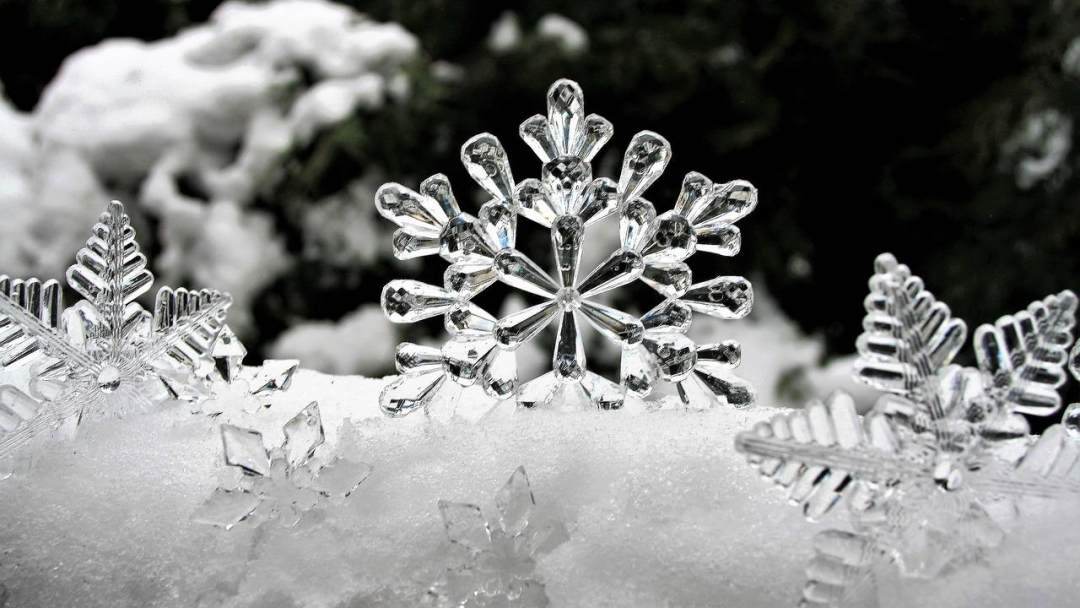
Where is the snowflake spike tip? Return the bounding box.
[378,80,758,414]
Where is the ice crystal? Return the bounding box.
[735,253,1080,606]
[193,401,371,530]
[428,466,568,607]
[378,79,757,415]
[0,200,235,458]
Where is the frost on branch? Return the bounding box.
[0,200,236,460]
[193,401,371,530]
[378,78,758,416]
[428,466,568,607]
[736,253,1080,606]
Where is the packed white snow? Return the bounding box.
[0,368,1077,607]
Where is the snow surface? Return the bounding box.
[0,368,1077,607]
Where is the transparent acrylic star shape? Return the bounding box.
[193,401,372,530]
[378,79,758,416]
[428,466,569,607]
[735,253,1080,606]
[0,200,235,460]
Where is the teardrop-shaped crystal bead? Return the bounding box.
[642,211,697,263]
[478,200,516,252]
[696,340,741,370]
[687,179,758,227]
[461,133,515,202]
[553,311,586,380]
[577,249,644,298]
[641,300,693,333]
[621,344,658,397]
[618,131,671,203]
[682,276,753,319]
[584,371,625,410]
[481,347,518,399]
[382,280,457,323]
[620,198,657,251]
[419,173,461,220]
[543,156,592,211]
[444,262,498,298]
[375,183,448,237]
[551,215,584,288]
[517,372,560,409]
[577,178,619,225]
[547,79,586,157]
[494,301,559,349]
[442,337,497,386]
[494,249,560,298]
[643,333,697,381]
[694,223,741,256]
[579,114,613,162]
[672,171,713,215]
[690,367,754,408]
[520,114,557,163]
[514,179,561,228]
[641,262,691,298]
[579,300,644,345]
[379,371,446,416]
[445,303,497,336]
[392,230,440,260]
[395,342,442,374]
[440,213,496,263]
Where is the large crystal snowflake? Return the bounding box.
[735,253,1080,606]
[429,466,569,607]
[377,79,757,415]
[0,200,234,458]
[193,401,371,530]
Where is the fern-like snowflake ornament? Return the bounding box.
[735,253,1080,606]
[377,79,757,415]
[0,200,235,458]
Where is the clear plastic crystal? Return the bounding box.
[198,401,369,530]
[0,200,238,459]
[379,79,758,413]
[735,253,1080,603]
[431,467,567,607]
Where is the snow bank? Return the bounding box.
[0,368,1077,607]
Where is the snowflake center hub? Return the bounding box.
[555,287,581,310]
[96,365,122,393]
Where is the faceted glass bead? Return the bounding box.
[584,372,626,410]
[440,213,495,263]
[443,338,497,386]
[1062,403,1080,437]
[379,371,446,416]
[692,367,754,408]
[618,131,671,203]
[514,179,561,227]
[620,199,657,251]
[445,303,497,336]
[520,114,557,163]
[395,343,443,374]
[516,372,561,409]
[643,212,697,264]
[547,79,586,157]
[577,178,619,225]
[495,301,558,349]
[640,262,691,298]
[688,179,758,227]
[419,173,462,220]
[478,200,516,252]
[621,345,658,397]
[643,333,697,381]
[444,262,498,298]
[382,281,457,323]
[375,182,448,237]
[641,300,693,333]
[695,223,742,256]
[553,311,585,381]
[673,171,713,216]
[392,230,440,259]
[482,348,518,398]
[461,134,515,202]
[493,250,560,298]
[543,156,592,210]
[579,300,644,345]
[579,115,614,162]
[551,215,584,288]
[577,249,644,298]
[683,276,754,319]
[697,340,742,370]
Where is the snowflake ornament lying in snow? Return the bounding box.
[0,200,236,459]
[193,401,371,530]
[735,253,1080,606]
[429,466,569,607]
[378,79,757,415]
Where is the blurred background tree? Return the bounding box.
[1,0,1078,368]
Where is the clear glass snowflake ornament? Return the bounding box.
[193,401,372,530]
[0,200,236,459]
[428,466,569,607]
[735,253,1080,606]
[377,78,757,415]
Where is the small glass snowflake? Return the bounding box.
[377,79,758,415]
[193,401,371,530]
[735,253,1080,606]
[428,466,569,607]
[0,200,236,458]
